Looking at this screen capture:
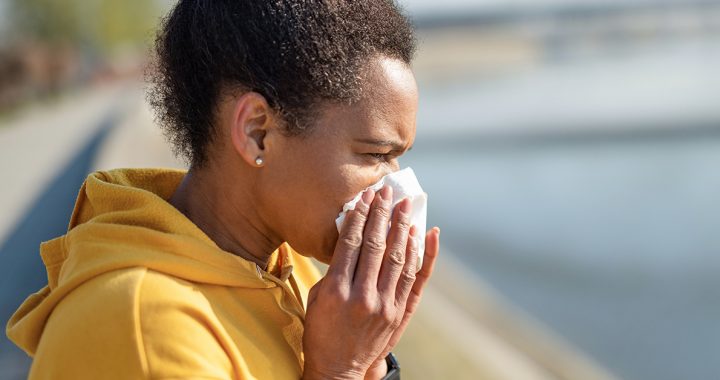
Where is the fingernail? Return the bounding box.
[409,225,417,237]
[434,227,441,237]
[361,189,374,205]
[379,185,392,201]
[398,198,412,214]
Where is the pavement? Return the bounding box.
[0,82,135,245]
[0,79,617,380]
[0,82,136,379]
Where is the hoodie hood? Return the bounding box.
[7,168,295,354]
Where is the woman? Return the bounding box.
[7,1,440,379]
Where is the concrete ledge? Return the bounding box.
[396,249,618,379]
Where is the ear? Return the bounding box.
[229,92,275,168]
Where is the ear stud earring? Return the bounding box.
[255,157,264,166]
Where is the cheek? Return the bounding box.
[302,167,360,229]
[286,165,380,258]
[310,166,379,261]
[266,138,382,256]
[327,164,384,211]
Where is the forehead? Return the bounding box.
[363,57,419,107]
[315,57,418,145]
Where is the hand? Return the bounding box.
[302,185,431,380]
[364,226,440,380]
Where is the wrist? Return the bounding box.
[382,353,400,380]
[364,358,388,380]
[364,353,400,380]
[303,363,365,380]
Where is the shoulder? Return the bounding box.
[32,268,234,380]
[32,268,149,379]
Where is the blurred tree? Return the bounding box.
[7,0,85,44]
[0,0,169,112]
[7,0,165,52]
[97,0,165,51]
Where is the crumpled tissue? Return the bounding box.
[335,167,427,271]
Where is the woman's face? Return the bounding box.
[260,57,418,263]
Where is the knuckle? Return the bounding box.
[387,246,405,266]
[364,236,386,252]
[394,218,411,232]
[326,285,349,303]
[339,233,363,250]
[380,305,396,325]
[407,237,419,255]
[350,294,376,315]
[353,202,370,215]
[400,269,417,286]
[350,207,369,222]
[372,205,391,220]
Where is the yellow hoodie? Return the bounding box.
[6,168,322,380]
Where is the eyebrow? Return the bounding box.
[355,138,413,152]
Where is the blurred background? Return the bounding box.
[1,0,719,379]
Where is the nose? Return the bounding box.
[366,163,402,190]
[375,166,398,185]
[386,162,401,175]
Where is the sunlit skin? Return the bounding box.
[169,55,441,379]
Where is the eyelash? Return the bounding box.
[367,152,390,161]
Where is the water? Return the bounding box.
[402,133,720,379]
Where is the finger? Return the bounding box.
[326,189,375,284]
[380,229,438,358]
[377,198,413,296]
[353,185,393,290]
[406,227,440,312]
[393,225,419,307]
[417,227,440,283]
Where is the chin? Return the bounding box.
[314,249,334,265]
[317,226,340,265]
[291,243,333,265]
[288,227,337,265]
[310,236,336,265]
[288,220,339,264]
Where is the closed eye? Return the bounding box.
[367,152,389,160]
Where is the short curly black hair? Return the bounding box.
[148,0,416,167]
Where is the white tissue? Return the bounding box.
[335,167,427,271]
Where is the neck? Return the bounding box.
[169,165,281,270]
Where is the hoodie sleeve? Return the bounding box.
[27,268,245,380]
